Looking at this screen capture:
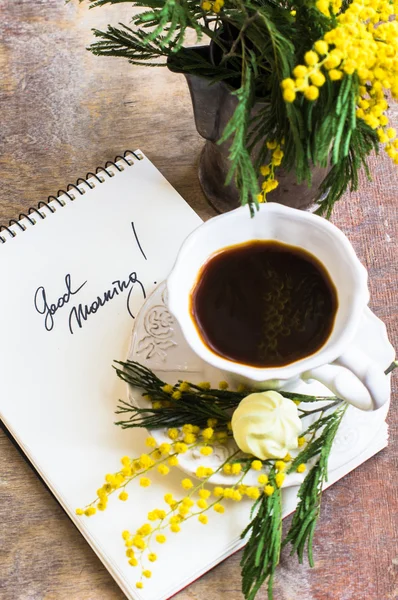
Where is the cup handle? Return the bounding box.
[302,345,390,411]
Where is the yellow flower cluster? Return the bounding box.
[257,140,284,203]
[251,459,262,471]
[165,420,230,451]
[257,473,268,485]
[153,380,230,413]
[201,0,224,12]
[282,0,398,163]
[195,465,215,478]
[75,438,191,515]
[120,454,262,588]
[76,396,312,589]
[76,421,311,517]
[76,411,239,517]
[281,44,331,104]
[148,379,194,409]
[223,462,242,475]
[315,0,342,17]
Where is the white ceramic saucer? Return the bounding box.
[126,283,394,487]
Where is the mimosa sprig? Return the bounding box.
[114,360,344,430]
[76,359,397,598]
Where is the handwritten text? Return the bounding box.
[68,272,146,334]
[34,274,87,331]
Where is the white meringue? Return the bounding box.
[231,391,302,460]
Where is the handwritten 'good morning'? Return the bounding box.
[34,272,146,334]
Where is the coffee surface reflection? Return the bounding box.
[190,241,338,367]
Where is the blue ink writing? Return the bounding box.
[34,221,147,333]
[68,272,146,334]
[34,274,87,331]
[131,222,147,260]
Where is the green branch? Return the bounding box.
[113,360,342,429]
[284,403,348,564]
[240,471,282,600]
[218,56,260,213]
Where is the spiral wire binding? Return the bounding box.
[0,150,142,244]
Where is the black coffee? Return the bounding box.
[190,241,337,367]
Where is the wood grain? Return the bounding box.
[0,2,397,599]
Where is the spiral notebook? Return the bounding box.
[0,150,391,600]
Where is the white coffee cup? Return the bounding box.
[166,203,389,411]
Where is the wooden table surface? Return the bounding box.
[0,2,397,599]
